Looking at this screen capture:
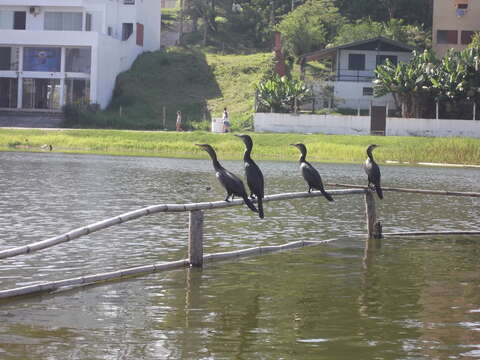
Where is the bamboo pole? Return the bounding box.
[0,259,189,299]
[327,183,480,198]
[0,239,335,300]
[0,189,365,260]
[384,231,480,237]
[189,210,204,267]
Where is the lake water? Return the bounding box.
[0,151,479,359]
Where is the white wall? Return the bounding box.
[386,117,480,137]
[254,113,480,138]
[329,81,396,109]
[254,113,371,135]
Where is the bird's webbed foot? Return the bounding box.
[224,194,231,202]
[307,188,312,193]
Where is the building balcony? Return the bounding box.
[0,29,99,46]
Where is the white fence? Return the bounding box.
[254,113,480,138]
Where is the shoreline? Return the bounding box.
[1,128,479,167]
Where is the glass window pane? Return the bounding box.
[65,79,90,104]
[22,78,61,109]
[0,47,19,70]
[0,78,18,108]
[44,12,82,31]
[348,54,365,71]
[66,48,91,73]
[0,10,14,29]
[23,47,61,72]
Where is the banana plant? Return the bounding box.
[256,75,311,112]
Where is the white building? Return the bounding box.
[0,0,161,111]
[300,37,414,111]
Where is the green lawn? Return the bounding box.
[1,129,479,165]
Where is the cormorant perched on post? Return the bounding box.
[195,144,258,213]
[290,143,334,202]
[235,134,265,219]
[364,144,383,199]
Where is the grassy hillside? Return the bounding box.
[65,47,273,131]
[1,129,479,165]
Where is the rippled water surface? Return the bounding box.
[0,151,479,359]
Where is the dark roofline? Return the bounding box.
[299,36,415,62]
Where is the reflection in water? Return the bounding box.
[0,152,479,359]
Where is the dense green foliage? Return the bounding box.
[374,47,480,118]
[1,129,479,165]
[276,0,343,57]
[256,75,311,112]
[177,0,433,52]
[332,18,430,49]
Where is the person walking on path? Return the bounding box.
[222,107,231,133]
[176,110,183,131]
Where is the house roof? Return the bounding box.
[300,37,415,63]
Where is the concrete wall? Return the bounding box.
[254,113,371,135]
[254,113,480,138]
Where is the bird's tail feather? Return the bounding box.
[257,197,264,219]
[321,189,334,202]
[243,195,258,213]
[375,186,384,199]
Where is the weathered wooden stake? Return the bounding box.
[188,210,204,267]
[365,190,377,239]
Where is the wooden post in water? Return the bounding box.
[364,190,382,260]
[365,190,380,239]
[189,210,204,267]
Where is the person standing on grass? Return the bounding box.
[222,107,231,133]
[176,110,183,131]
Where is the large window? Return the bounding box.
[66,48,91,73]
[437,30,458,44]
[44,12,83,31]
[0,78,18,108]
[22,78,61,109]
[0,47,19,70]
[348,54,365,71]
[23,47,61,72]
[0,10,13,29]
[0,11,26,29]
[65,79,90,105]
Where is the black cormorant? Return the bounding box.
[364,144,383,199]
[195,144,258,213]
[290,143,334,202]
[235,134,265,219]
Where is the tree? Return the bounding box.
[374,46,480,119]
[332,18,430,49]
[374,49,438,118]
[276,0,344,57]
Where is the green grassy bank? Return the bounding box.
[67,48,273,131]
[1,129,479,165]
